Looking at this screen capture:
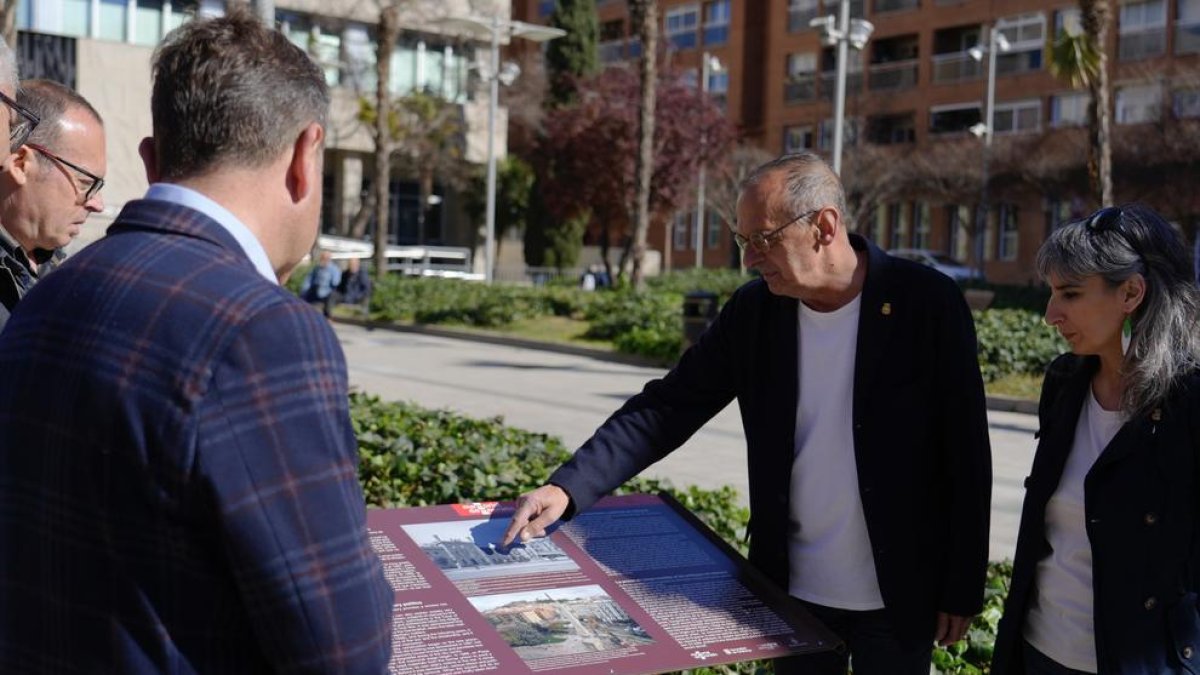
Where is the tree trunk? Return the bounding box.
[629,0,657,290]
[372,5,399,281]
[348,189,377,240]
[417,164,432,246]
[1081,0,1113,206]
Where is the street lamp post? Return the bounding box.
[810,1,874,175]
[432,14,565,283]
[968,25,1010,278]
[695,52,722,269]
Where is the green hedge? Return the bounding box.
[352,393,1007,674]
[973,309,1065,383]
[961,280,1050,314]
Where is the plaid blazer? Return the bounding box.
[0,200,394,673]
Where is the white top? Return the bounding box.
[144,183,277,283]
[1024,386,1125,672]
[787,294,884,610]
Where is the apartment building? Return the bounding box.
[15,0,511,266]
[517,0,1200,283]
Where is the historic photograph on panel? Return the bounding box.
[468,585,655,661]
[402,519,578,580]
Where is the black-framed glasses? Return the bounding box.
[1083,206,1142,262]
[26,142,105,202]
[0,91,40,152]
[733,208,821,253]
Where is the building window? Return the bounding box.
[818,117,860,149]
[870,204,888,245]
[1051,92,1089,127]
[673,212,692,250]
[343,23,376,92]
[994,99,1041,134]
[1178,0,1200,55]
[984,210,997,261]
[703,0,730,46]
[1046,197,1086,233]
[99,0,128,41]
[784,125,815,153]
[1116,83,1163,124]
[538,0,554,17]
[707,210,723,248]
[913,202,932,249]
[785,52,818,102]
[788,0,819,32]
[888,203,911,249]
[998,204,1019,261]
[947,204,972,262]
[665,4,700,51]
[708,70,729,109]
[995,12,1045,75]
[1174,88,1200,118]
[1055,7,1083,37]
[1119,0,1166,61]
[866,112,916,144]
[929,103,982,134]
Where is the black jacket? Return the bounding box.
[992,354,1200,674]
[549,234,993,642]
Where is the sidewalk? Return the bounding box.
[335,317,1040,414]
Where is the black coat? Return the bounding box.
[992,354,1200,674]
[549,235,993,642]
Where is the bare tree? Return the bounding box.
[368,5,400,281]
[628,0,658,289]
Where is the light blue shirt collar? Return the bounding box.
[143,183,277,284]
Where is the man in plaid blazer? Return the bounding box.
[0,10,394,673]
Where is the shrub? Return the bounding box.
[646,269,752,301]
[961,280,1050,313]
[973,309,1065,383]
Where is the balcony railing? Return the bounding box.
[17,30,77,89]
[819,71,864,100]
[1118,27,1166,61]
[784,75,817,103]
[868,60,918,91]
[1176,22,1200,56]
[931,51,982,84]
[873,0,918,13]
[995,48,1043,75]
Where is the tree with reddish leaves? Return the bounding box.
[538,66,735,284]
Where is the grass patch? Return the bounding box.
[986,372,1043,401]
[473,316,614,349]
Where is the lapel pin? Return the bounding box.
[881,302,892,316]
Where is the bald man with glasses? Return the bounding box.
[505,152,992,675]
[0,79,105,330]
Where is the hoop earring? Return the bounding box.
[1121,316,1132,356]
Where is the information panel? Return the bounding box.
[368,493,840,674]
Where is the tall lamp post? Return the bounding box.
[810,1,874,175]
[968,24,1010,278]
[695,52,723,269]
[433,14,565,283]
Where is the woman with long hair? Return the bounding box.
[992,204,1200,674]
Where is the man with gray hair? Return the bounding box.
[0,79,106,330]
[0,10,393,672]
[505,152,992,674]
[0,35,35,154]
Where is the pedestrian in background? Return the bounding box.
[992,204,1200,674]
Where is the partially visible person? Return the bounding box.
[301,248,341,316]
[338,255,371,306]
[504,152,992,675]
[0,10,393,672]
[992,204,1200,674]
[0,79,106,330]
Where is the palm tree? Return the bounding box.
[628,0,658,290]
[1049,1,1113,206]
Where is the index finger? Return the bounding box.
[500,497,537,548]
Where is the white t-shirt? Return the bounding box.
[1024,386,1125,673]
[787,294,884,610]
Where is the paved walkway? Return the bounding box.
[335,322,1038,561]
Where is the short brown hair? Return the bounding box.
[17,79,104,150]
[149,8,329,181]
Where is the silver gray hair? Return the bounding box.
[0,36,17,91]
[1036,203,1200,416]
[740,152,850,228]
